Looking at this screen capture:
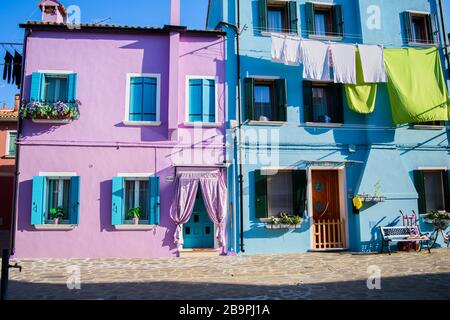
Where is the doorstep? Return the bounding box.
[179,248,221,258]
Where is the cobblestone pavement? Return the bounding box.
[3,249,450,300]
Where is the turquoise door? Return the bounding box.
[183,190,214,249]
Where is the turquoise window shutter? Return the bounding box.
[202,79,215,122]
[30,72,43,101]
[112,177,124,225]
[305,2,315,35]
[69,176,81,225]
[31,176,46,225]
[149,176,160,225]
[142,77,157,121]
[129,77,143,121]
[67,73,77,103]
[258,0,268,31]
[189,79,203,122]
[288,1,298,34]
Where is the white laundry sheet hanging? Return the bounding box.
[301,39,331,81]
[270,33,302,66]
[330,43,357,84]
[358,44,387,83]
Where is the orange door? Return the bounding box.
[312,170,340,221]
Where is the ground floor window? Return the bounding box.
[414,169,449,214]
[124,179,150,224]
[46,178,71,223]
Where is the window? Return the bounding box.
[414,170,449,214]
[30,72,77,103]
[255,170,307,219]
[6,131,17,157]
[403,12,437,44]
[31,175,80,226]
[187,78,216,123]
[124,179,150,224]
[303,81,343,124]
[259,0,298,34]
[111,176,160,226]
[128,75,159,122]
[244,78,287,122]
[305,2,343,37]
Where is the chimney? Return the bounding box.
[39,0,67,23]
[2,102,6,109]
[170,0,180,25]
[14,94,20,111]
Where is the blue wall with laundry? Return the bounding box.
[211,0,450,254]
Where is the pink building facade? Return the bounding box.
[14,0,228,258]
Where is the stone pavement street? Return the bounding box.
[4,249,450,300]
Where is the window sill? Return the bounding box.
[123,121,162,127]
[32,119,72,124]
[308,34,343,41]
[34,224,77,231]
[260,31,298,37]
[305,122,343,128]
[411,125,445,130]
[247,120,286,126]
[407,42,437,48]
[183,122,223,128]
[114,224,157,231]
[3,155,15,159]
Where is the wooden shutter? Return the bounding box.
[67,73,77,103]
[302,81,313,123]
[426,14,438,44]
[142,77,157,121]
[413,170,427,214]
[258,0,268,32]
[30,72,43,101]
[244,78,255,121]
[332,5,344,37]
[275,79,287,121]
[202,79,215,123]
[292,170,307,217]
[129,77,143,121]
[69,176,80,225]
[288,1,298,34]
[332,83,344,123]
[112,177,124,225]
[31,176,46,225]
[305,2,315,35]
[402,12,413,43]
[255,170,268,219]
[149,176,160,225]
[444,171,450,212]
[8,132,17,156]
[189,79,202,122]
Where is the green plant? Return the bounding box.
[427,211,450,220]
[279,213,303,226]
[373,180,382,197]
[267,216,280,225]
[127,207,143,220]
[49,207,64,220]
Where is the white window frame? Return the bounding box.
[43,176,72,225]
[124,73,161,127]
[185,75,220,126]
[123,177,151,225]
[5,130,17,158]
[38,70,73,102]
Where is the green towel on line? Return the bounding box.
[344,50,378,114]
[384,47,448,125]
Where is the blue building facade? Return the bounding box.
[208,0,450,254]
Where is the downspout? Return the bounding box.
[9,28,30,257]
[437,0,450,79]
[215,0,244,253]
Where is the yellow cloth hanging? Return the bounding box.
[344,50,378,114]
[353,196,364,210]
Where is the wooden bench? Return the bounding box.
[380,226,431,255]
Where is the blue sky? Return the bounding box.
[0,0,450,108]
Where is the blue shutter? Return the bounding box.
[31,176,46,225]
[202,79,215,123]
[149,176,160,225]
[30,72,43,101]
[67,73,77,103]
[129,77,143,121]
[112,177,124,225]
[189,79,203,122]
[142,77,157,121]
[69,176,80,225]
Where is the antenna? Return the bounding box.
[92,17,112,25]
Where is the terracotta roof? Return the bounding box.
[19,21,226,36]
[0,109,19,121]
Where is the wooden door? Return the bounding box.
[311,170,345,249]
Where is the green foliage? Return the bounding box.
[268,213,303,226]
[373,180,382,197]
[427,211,450,220]
[127,207,143,220]
[49,207,65,219]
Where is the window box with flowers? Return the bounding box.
[20,100,81,124]
[263,213,303,230]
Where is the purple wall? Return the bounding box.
[15,29,226,258]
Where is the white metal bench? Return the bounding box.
[380,226,431,255]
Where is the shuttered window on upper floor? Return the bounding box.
[188,78,216,123]
[305,2,343,38]
[30,72,77,103]
[402,12,438,45]
[129,76,158,122]
[259,0,298,34]
[303,81,344,124]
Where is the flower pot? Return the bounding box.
[53,218,59,225]
[133,218,139,225]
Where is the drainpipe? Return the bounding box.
[215,0,244,253]
[437,0,450,79]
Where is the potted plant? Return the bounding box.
[265,216,281,229]
[279,213,303,229]
[49,207,65,225]
[127,207,143,225]
[424,211,450,229]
